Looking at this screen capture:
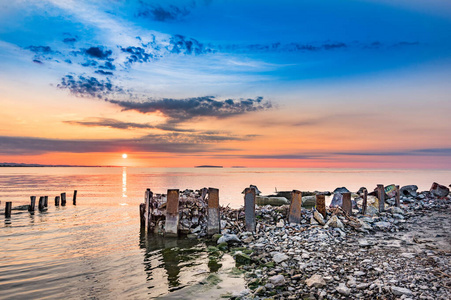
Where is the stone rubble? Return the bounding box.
[215,184,451,300]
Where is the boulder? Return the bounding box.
[330,193,343,207]
[333,187,350,194]
[374,221,392,231]
[271,252,289,263]
[217,233,241,245]
[430,182,449,198]
[256,196,289,206]
[268,274,285,286]
[325,215,344,228]
[313,210,326,225]
[305,274,326,288]
[391,286,413,296]
[400,185,418,197]
[336,283,351,296]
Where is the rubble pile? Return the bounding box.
[213,183,451,300]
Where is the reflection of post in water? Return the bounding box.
[138,231,205,289]
[122,167,127,198]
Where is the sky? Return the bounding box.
[0,0,450,168]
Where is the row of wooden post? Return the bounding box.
[4,190,77,219]
[140,188,220,237]
[245,184,402,232]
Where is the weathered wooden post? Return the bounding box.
[316,194,326,219]
[5,202,12,218]
[165,189,180,237]
[288,190,302,224]
[207,188,220,236]
[55,196,60,206]
[73,190,77,205]
[244,187,256,232]
[377,184,385,212]
[362,188,368,215]
[38,196,45,211]
[61,193,66,206]
[139,203,146,228]
[395,185,400,207]
[44,196,48,208]
[342,192,352,215]
[29,196,36,212]
[145,189,153,230]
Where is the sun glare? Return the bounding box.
[122,153,128,159]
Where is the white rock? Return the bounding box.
[325,215,344,228]
[391,286,413,296]
[305,274,326,288]
[268,274,285,286]
[313,210,326,225]
[271,252,289,263]
[336,283,351,296]
[217,233,241,244]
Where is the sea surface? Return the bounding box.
[0,167,450,299]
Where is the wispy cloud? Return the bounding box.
[137,3,191,22]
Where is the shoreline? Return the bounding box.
[213,189,451,299]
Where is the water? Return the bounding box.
[0,167,450,299]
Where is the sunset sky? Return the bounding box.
[1,0,450,168]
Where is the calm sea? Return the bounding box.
[0,167,449,299]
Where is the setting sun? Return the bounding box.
[122,153,128,159]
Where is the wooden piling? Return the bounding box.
[38,196,45,211]
[316,194,326,219]
[377,184,385,212]
[61,193,66,206]
[44,196,48,208]
[244,187,256,232]
[73,190,77,205]
[207,188,220,236]
[145,189,153,230]
[395,185,400,207]
[5,202,12,218]
[139,203,146,228]
[165,189,180,237]
[362,189,368,215]
[55,196,60,206]
[342,192,352,215]
[29,196,36,212]
[288,190,302,224]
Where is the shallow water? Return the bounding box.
[0,167,449,298]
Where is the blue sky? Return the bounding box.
[0,0,450,167]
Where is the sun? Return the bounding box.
[122,153,128,159]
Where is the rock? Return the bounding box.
[365,205,379,216]
[305,274,326,288]
[255,286,266,295]
[217,234,241,245]
[367,195,380,209]
[313,210,326,225]
[400,185,418,197]
[358,239,374,247]
[310,216,319,225]
[268,274,285,286]
[325,215,344,228]
[374,221,392,231]
[391,286,413,296]
[385,184,397,198]
[211,234,222,242]
[336,283,351,296]
[330,193,343,207]
[333,187,351,194]
[387,207,404,215]
[302,195,317,207]
[276,219,285,227]
[235,253,252,265]
[256,196,289,206]
[272,252,289,263]
[430,182,449,198]
[358,219,372,230]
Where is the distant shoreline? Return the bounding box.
[194,165,223,168]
